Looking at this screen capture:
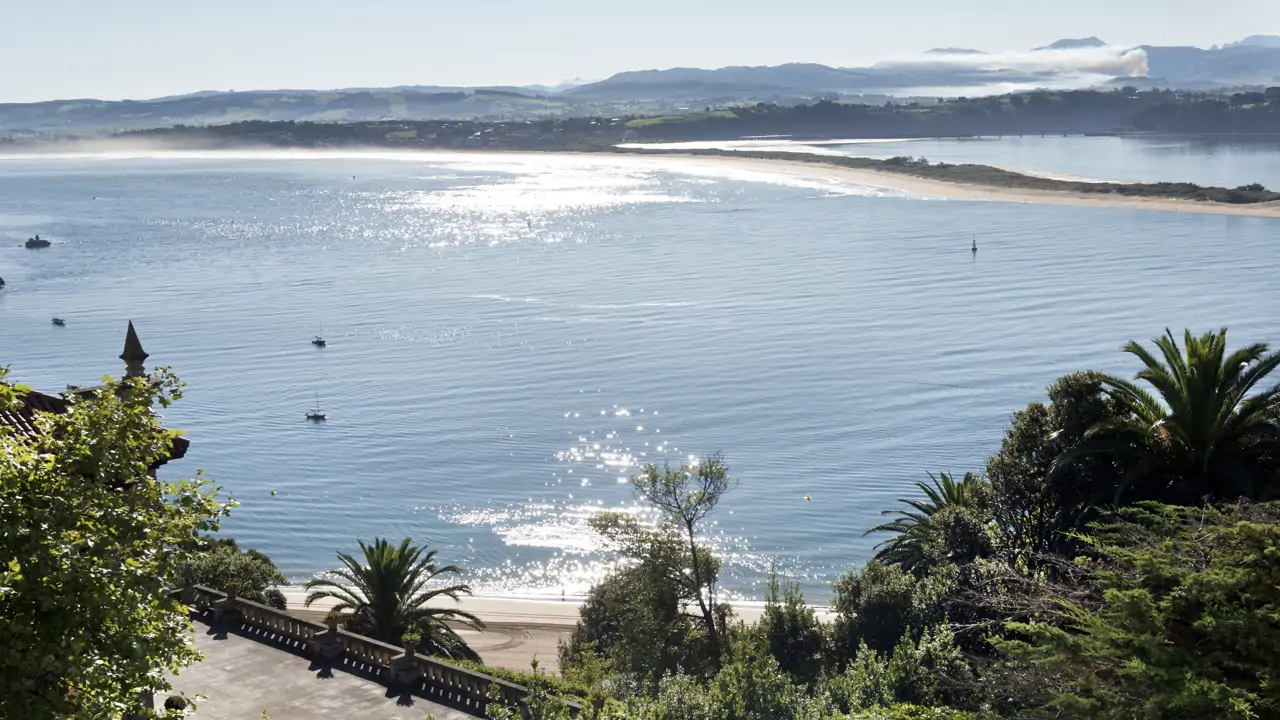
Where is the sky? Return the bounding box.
[2,0,1277,103]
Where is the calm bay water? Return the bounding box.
[629,135,1280,188]
[1,148,1277,602]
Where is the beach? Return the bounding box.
[277,587,837,670]
[630,153,1280,219]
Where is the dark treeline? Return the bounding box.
[628,88,1280,140]
[91,88,1280,153]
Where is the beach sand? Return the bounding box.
[629,153,1280,219]
[276,587,836,670]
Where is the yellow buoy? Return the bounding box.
[804,493,811,502]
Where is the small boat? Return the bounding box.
[26,235,51,249]
[52,318,66,326]
[306,391,327,421]
[971,236,978,253]
[312,336,327,347]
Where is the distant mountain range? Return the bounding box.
[3,35,1279,136]
[566,36,1280,100]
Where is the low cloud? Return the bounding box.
[863,45,1149,94]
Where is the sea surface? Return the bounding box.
[1,146,1277,602]
[626,135,1280,188]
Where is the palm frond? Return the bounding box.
[1065,328,1280,507]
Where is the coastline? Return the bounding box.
[276,586,837,670]
[276,586,837,628]
[617,151,1280,219]
[6,143,1280,218]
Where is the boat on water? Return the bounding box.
[306,390,327,421]
[26,235,51,249]
[312,335,327,347]
[52,318,66,326]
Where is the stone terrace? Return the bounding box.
[166,620,474,720]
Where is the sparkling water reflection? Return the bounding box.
[1,149,1278,602]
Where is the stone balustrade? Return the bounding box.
[176,585,583,717]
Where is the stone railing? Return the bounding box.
[177,585,583,718]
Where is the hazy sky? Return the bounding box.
[3,0,1277,102]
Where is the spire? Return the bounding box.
[120,320,149,379]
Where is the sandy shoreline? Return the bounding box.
[276,587,836,628]
[623,152,1280,219]
[274,587,837,670]
[8,145,1278,218]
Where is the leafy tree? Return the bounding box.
[829,625,969,711]
[560,560,691,686]
[986,372,1123,561]
[866,472,994,572]
[1055,328,1280,505]
[758,570,826,683]
[0,369,229,719]
[707,638,809,719]
[997,502,1280,719]
[187,539,287,609]
[830,561,955,660]
[303,537,484,661]
[580,453,734,676]
[628,453,735,661]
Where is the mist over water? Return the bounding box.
[2,148,1277,601]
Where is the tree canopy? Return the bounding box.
[303,536,485,661]
[1056,328,1280,504]
[0,369,229,719]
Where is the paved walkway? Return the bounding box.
[165,620,474,719]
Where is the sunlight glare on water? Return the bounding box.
[1,146,1278,601]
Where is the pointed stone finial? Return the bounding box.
[121,320,149,379]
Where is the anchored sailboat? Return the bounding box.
[306,391,327,421]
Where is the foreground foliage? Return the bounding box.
[0,370,228,719]
[187,537,288,609]
[866,472,994,573]
[557,327,1280,720]
[303,536,485,660]
[1057,328,1280,504]
[562,454,733,685]
[998,502,1280,719]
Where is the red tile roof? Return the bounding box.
[0,385,68,441]
[0,382,188,462]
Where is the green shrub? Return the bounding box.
[262,588,287,611]
[831,562,955,661]
[997,502,1280,719]
[846,706,975,720]
[444,657,590,701]
[187,540,287,604]
[828,625,969,712]
[560,562,701,687]
[485,661,575,720]
[758,571,827,683]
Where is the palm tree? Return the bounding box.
[304,537,485,661]
[1055,328,1280,505]
[865,472,987,572]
